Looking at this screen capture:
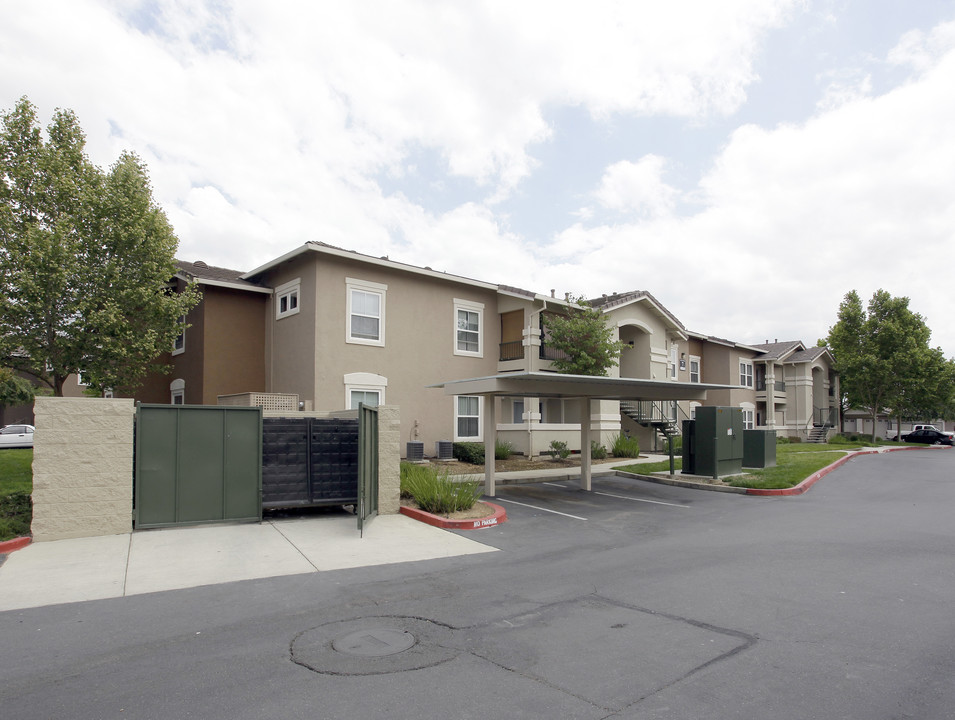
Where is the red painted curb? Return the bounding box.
[746,445,947,496]
[399,502,507,530]
[0,536,32,554]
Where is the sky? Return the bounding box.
[3,0,955,356]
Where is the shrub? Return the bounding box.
[0,491,32,542]
[828,434,852,445]
[776,436,791,445]
[663,435,682,454]
[544,440,571,460]
[495,439,514,460]
[610,433,641,458]
[400,462,482,514]
[452,441,485,464]
[591,441,607,459]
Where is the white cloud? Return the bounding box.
[542,32,955,354]
[591,156,679,218]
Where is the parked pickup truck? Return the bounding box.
[911,424,954,438]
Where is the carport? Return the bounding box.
[430,371,730,496]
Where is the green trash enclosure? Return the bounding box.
[135,404,263,529]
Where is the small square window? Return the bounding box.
[275,278,301,319]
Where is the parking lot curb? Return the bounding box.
[399,502,507,530]
[746,445,942,496]
[0,536,32,554]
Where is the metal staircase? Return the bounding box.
[620,400,685,445]
[807,426,830,443]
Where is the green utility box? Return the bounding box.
[743,429,777,468]
[684,406,744,478]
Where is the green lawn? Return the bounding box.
[613,442,860,491]
[0,448,33,542]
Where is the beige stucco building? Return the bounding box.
[126,242,841,455]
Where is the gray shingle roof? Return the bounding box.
[176,260,267,290]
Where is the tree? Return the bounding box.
[0,367,34,408]
[0,97,199,396]
[542,297,627,376]
[826,289,946,441]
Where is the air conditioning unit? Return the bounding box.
[406,441,424,461]
[435,440,453,460]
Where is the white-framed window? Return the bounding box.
[344,372,387,409]
[76,370,88,386]
[741,403,755,430]
[275,278,301,319]
[455,396,482,440]
[453,298,484,357]
[689,356,701,383]
[739,360,753,388]
[170,378,185,405]
[670,346,678,379]
[690,402,701,420]
[172,315,185,355]
[346,278,386,346]
[350,390,380,409]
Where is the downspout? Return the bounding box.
[526,299,549,455]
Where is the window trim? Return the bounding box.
[275,278,301,320]
[346,278,387,347]
[172,315,186,355]
[454,395,483,441]
[170,378,185,405]
[453,298,484,358]
[739,360,753,388]
[344,372,387,409]
[741,402,755,430]
[689,355,701,384]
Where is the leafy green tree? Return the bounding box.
[0,97,199,396]
[543,297,627,376]
[0,367,34,408]
[826,289,947,441]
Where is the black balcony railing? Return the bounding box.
[756,379,786,392]
[540,344,570,361]
[499,341,524,361]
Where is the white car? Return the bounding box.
[0,424,34,448]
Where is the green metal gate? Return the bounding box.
[357,404,378,536]
[135,404,262,529]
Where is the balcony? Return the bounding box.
[498,342,571,362]
[756,380,785,392]
[499,341,524,361]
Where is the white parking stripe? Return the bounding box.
[594,491,689,508]
[494,498,588,520]
[541,482,568,488]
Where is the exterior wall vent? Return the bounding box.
[435,440,453,460]
[406,441,424,461]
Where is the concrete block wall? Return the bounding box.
[377,405,401,514]
[32,397,135,542]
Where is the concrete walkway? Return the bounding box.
[0,457,660,613]
[0,513,496,612]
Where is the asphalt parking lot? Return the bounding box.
[2,449,954,719]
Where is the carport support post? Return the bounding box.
[579,398,592,492]
[484,394,497,497]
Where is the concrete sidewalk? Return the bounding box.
[0,513,497,612]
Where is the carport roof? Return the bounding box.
[429,371,732,401]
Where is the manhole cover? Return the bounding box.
[291,616,457,675]
[333,628,416,657]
